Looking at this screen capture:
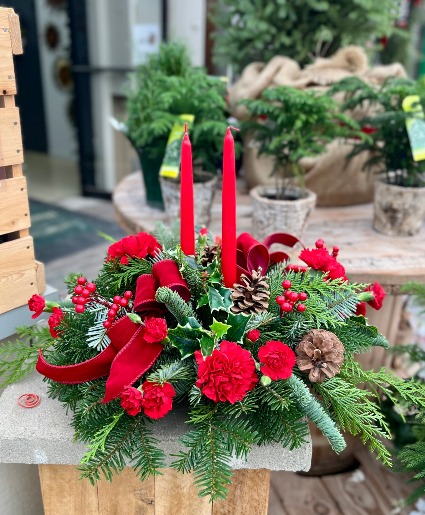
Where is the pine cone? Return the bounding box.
[230,268,270,315]
[200,245,218,267]
[295,329,344,383]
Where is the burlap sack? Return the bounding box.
[242,138,376,206]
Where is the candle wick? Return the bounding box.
[184,122,188,134]
[228,126,240,132]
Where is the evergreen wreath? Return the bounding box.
[1,228,425,501]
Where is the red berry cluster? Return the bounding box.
[316,238,339,258]
[285,264,308,273]
[72,277,96,314]
[103,291,133,329]
[275,280,308,314]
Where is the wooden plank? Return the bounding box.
[0,9,16,96]
[270,471,340,515]
[38,465,99,515]
[155,468,211,515]
[36,260,46,294]
[0,95,15,107]
[0,176,30,235]
[268,477,289,515]
[321,469,393,515]
[0,107,23,166]
[213,469,270,515]
[97,468,155,515]
[354,448,413,513]
[0,236,38,313]
[7,10,22,55]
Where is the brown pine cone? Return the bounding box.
[295,329,344,383]
[199,245,218,267]
[230,268,270,315]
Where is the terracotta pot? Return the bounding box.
[373,178,425,236]
[159,171,218,227]
[250,185,317,241]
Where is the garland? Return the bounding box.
[2,227,425,500]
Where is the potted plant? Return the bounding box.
[241,86,364,240]
[329,76,425,236]
[211,0,399,74]
[125,42,232,216]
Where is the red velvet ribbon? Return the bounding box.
[36,317,164,403]
[36,259,190,403]
[134,259,191,313]
[236,232,304,281]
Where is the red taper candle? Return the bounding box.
[180,125,195,255]
[222,127,237,287]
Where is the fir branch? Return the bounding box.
[131,417,166,480]
[85,306,110,351]
[0,326,54,387]
[153,220,180,250]
[333,316,389,354]
[287,375,346,453]
[314,376,392,464]
[147,360,196,397]
[156,287,196,325]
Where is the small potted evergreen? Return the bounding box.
[241,86,364,240]
[125,42,231,215]
[329,77,425,236]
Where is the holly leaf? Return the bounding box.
[210,318,231,339]
[226,313,252,343]
[197,293,209,309]
[200,334,215,357]
[168,318,207,359]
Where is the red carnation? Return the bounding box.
[356,302,367,317]
[143,317,168,343]
[299,248,347,281]
[247,329,261,342]
[120,386,143,416]
[28,294,46,319]
[141,381,175,419]
[48,307,64,338]
[258,340,296,380]
[107,232,161,265]
[366,282,386,310]
[195,341,258,403]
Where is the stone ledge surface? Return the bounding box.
[0,374,312,471]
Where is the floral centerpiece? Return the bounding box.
[1,130,424,501]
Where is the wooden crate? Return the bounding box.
[0,8,44,314]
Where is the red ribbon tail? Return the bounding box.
[263,233,304,265]
[102,327,163,404]
[36,345,116,384]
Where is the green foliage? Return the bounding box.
[0,326,54,387]
[332,316,389,354]
[156,287,196,325]
[211,0,399,73]
[397,441,425,506]
[241,86,365,196]
[125,42,233,169]
[287,375,346,453]
[328,77,425,187]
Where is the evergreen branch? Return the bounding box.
[287,375,346,453]
[147,360,196,397]
[314,377,392,465]
[396,441,425,506]
[333,316,389,354]
[153,220,180,250]
[156,287,196,324]
[0,326,54,387]
[131,417,166,480]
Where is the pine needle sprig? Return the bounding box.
[147,360,197,398]
[153,220,180,250]
[287,375,346,453]
[0,326,54,387]
[131,417,166,480]
[156,287,196,325]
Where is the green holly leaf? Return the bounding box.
[200,334,215,357]
[226,313,252,343]
[197,293,209,308]
[210,318,231,339]
[168,318,206,359]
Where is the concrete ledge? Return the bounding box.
[0,374,312,471]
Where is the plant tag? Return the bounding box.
[159,114,195,179]
[402,95,425,161]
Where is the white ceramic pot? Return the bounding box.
[373,179,425,236]
[159,171,218,227]
[250,185,317,241]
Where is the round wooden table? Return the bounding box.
[114,172,425,366]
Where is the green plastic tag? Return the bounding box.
[159,114,195,179]
[402,95,425,161]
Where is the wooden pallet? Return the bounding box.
[0,7,45,314]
